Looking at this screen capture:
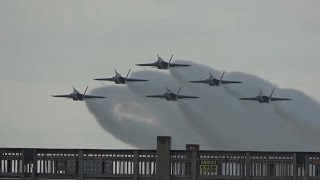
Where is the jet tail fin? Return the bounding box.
[114,69,118,75]
[219,71,225,83]
[84,86,89,96]
[72,85,76,92]
[168,54,173,64]
[177,86,182,96]
[259,90,263,96]
[126,69,131,79]
[270,88,275,98]
[209,72,213,79]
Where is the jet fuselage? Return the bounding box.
[71,92,85,101]
[208,79,221,86]
[164,92,178,101]
[113,76,126,84]
[156,60,169,69]
[258,96,270,103]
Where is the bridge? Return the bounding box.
[1,136,320,180]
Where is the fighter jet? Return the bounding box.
[239,88,291,103]
[146,86,199,101]
[189,71,242,86]
[52,86,105,101]
[136,54,191,69]
[94,69,148,84]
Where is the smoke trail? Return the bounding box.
[86,86,167,148]
[87,71,209,149]
[177,100,227,149]
[170,60,320,150]
[86,60,320,151]
[271,89,320,145]
[126,71,210,149]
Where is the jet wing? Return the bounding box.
[239,97,259,101]
[189,80,208,84]
[84,95,106,99]
[169,63,191,67]
[136,63,157,67]
[220,80,242,84]
[146,95,166,99]
[177,95,199,99]
[126,78,148,82]
[270,97,292,101]
[52,95,73,99]
[94,78,114,82]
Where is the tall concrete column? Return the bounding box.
[21,149,25,180]
[304,153,309,180]
[133,150,139,180]
[293,153,297,180]
[78,150,84,180]
[156,136,171,180]
[245,152,251,180]
[32,149,37,180]
[191,151,197,180]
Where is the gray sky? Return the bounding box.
[0,0,320,149]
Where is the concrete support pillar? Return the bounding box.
[191,151,197,180]
[0,151,2,174]
[245,152,251,180]
[304,153,309,180]
[156,136,171,180]
[293,153,297,180]
[133,150,139,180]
[32,149,37,180]
[21,149,25,180]
[78,150,84,180]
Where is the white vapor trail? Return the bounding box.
[86,61,320,151]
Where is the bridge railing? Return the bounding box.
[171,150,192,178]
[198,151,247,178]
[307,153,320,178]
[196,151,320,180]
[2,148,320,179]
[0,148,24,177]
[0,148,158,179]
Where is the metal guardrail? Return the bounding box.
[1,148,320,179]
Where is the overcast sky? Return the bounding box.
[0,0,319,149]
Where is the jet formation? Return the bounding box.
[52,54,292,103]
